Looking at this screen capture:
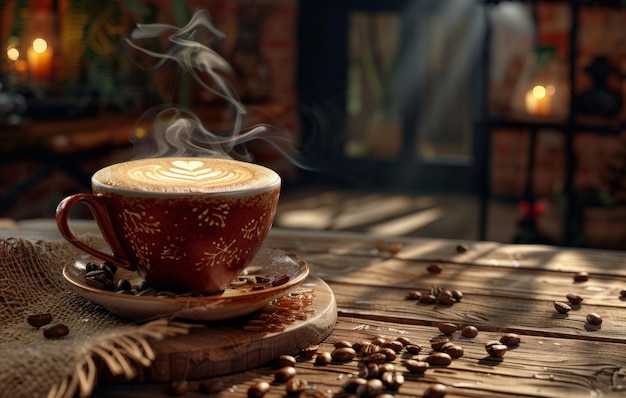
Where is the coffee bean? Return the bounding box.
[499,333,521,346]
[380,371,404,391]
[299,344,318,358]
[136,288,158,297]
[456,244,468,253]
[405,344,422,354]
[379,363,395,373]
[285,377,308,395]
[359,342,380,355]
[102,261,117,276]
[426,352,452,366]
[423,383,447,398]
[419,294,437,304]
[427,263,442,274]
[43,323,69,338]
[573,271,589,282]
[274,354,296,368]
[199,379,223,394]
[375,239,386,252]
[586,312,602,325]
[383,340,405,353]
[342,377,367,393]
[451,290,464,302]
[333,340,353,348]
[566,293,583,305]
[358,362,380,379]
[620,289,626,299]
[331,347,356,362]
[247,381,270,398]
[314,352,332,366]
[169,380,188,396]
[355,379,384,398]
[388,243,403,254]
[116,279,131,292]
[436,291,456,305]
[27,313,52,328]
[371,336,387,346]
[271,274,290,287]
[85,262,100,273]
[404,359,429,374]
[554,301,571,314]
[444,344,464,358]
[405,290,422,300]
[437,322,458,335]
[485,341,507,358]
[274,366,296,382]
[361,352,387,365]
[136,280,150,292]
[430,336,449,351]
[461,325,478,338]
[395,336,412,346]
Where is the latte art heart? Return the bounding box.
[131,164,245,186]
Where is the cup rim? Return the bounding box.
[91,157,281,197]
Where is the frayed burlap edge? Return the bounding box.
[47,319,192,398]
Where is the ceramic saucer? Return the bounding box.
[63,246,309,321]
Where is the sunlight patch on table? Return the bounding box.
[275,207,335,229]
[367,207,444,236]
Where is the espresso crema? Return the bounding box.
[93,157,280,193]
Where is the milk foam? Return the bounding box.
[93,157,279,193]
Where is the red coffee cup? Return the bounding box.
[56,157,281,294]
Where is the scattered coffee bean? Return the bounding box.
[436,291,456,305]
[359,342,380,355]
[586,312,602,326]
[102,261,117,276]
[383,340,404,353]
[274,366,296,382]
[85,262,100,273]
[419,294,437,304]
[379,363,395,373]
[285,377,308,395]
[136,280,150,292]
[371,336,387,346]
[314,352,332,366]
[299,344,319,358]
[461,325,478,338]
[274,354,296,368]
[377,347,397,362]
[375,240,386,252]
[451,290,464,302]
[566,293,583,305]
[380,371,404,391]
[405,290,422,300]
[485,341,507,358]
[43,323,69,339]
[573,271,589,282]
[388,243,403,254]
[430,336,449,351]
[437,322,458,335]
[248,381,270,398]
[199,379,223,394]
[331,347,356,362]
[395,336,411,346]
[362,352,387,365]
[405,344,422,354]
[27,313,52,328]
[169,380,188,396]
[333,340,353,348]
[358,362,380,379]
[499,333,521,346]
[456,244,468,253]
[427,263,442,274]
[404,359,429,374]
[444,344,464,358]
[554,301,571,314]
[619,289,626,299]
[423,383,447,398]
[355,378,384,398]
[342,377,367,393]
[425,352,452,366]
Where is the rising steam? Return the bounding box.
[124,10,301,165]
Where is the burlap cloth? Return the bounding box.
[0,236,191,398]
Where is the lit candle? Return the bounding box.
[525,85,552,116]
[27,37,53,85]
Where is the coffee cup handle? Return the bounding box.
[56,193,133,270]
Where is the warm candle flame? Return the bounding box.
[32,38,48,54]
[6,46,19,61]
[532,85,547,99]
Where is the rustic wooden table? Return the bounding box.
[4,225,625,397]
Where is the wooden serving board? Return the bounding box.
[126,276,336,383]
